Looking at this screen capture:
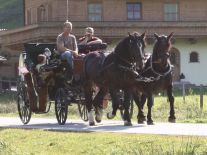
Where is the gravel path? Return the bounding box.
[1,117,207,136]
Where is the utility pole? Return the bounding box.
[66,0,69,21]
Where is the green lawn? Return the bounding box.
[0,129,207,155]
[1,91,207,123]
[1,92,207,155]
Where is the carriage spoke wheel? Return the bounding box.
[77,96,88,121]
[55,88,68,125]
[17,82,32,124]
[120,98,134,120]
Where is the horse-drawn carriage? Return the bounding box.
[17,42,133,125]
[17,43,88,125]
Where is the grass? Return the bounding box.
[0,92,17,113]
[1,90,207,123]
[153,95,207,123]
[0,129,207,155]
[1,91,207,154]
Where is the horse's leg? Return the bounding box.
[147,94,154,125]
[134,93,146,124]
[167,85,176,123]
[123,90,132,126]
[83,82,95,126]
[107,89,120,119]
[93,87,107,123]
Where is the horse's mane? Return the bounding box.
[114,36,129,54]
[114,35,146,53]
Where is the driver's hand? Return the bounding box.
[72,51,79,57]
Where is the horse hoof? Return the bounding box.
[95,117,102,123]
[137,117,146,124]
[138,120,145,124]
[168,117,176,123]
[119,105,124,110]
[147,120,154,125]
[124,121,132,126]
[95,107,103,123]
[107,112,115,119]
[89,121,95,126]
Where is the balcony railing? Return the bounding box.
[1,21,207,48]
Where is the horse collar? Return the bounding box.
[150,56,172,77]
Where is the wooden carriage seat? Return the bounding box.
[73,55,85,75]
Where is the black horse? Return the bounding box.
[83,32,146,126]
[108,33,176,125]
[134,32,176,125]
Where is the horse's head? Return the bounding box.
[114,32,146,69]
[153,33,173,66]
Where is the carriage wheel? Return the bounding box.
[17,81,32,124]
[55,88,68,125]
[78,99,88,121]
[120,98,134,120]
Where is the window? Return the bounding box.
[37,5,46,22]
[26,9,31,25]
[190,51,199,63]
[88,3,102,21]
[164,3,178,21]
[127,3,142,20]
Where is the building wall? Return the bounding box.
[144,38,207,85]
[68,0,87,21]
[24,0,207,24]
[25,0,54,24]
[176,39,207,85]
[2,0,206,85]
[180,0,207,21]
[69,0,207,21]
[0,48,20,79]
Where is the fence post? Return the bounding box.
[200,84,204,110]
[0,78,2,92]
[9,80,11,91]
[182,83,185,103]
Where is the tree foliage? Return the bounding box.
[0,0,23,29]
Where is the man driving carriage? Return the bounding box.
[56,20,78,82]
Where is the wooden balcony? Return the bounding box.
[1,21,207,50]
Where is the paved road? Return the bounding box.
[1,117,207,137]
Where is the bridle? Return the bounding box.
[114,37,145,75]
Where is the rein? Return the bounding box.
[150,56,172,77]
[114,52,138,75]
[135,55,172,83]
